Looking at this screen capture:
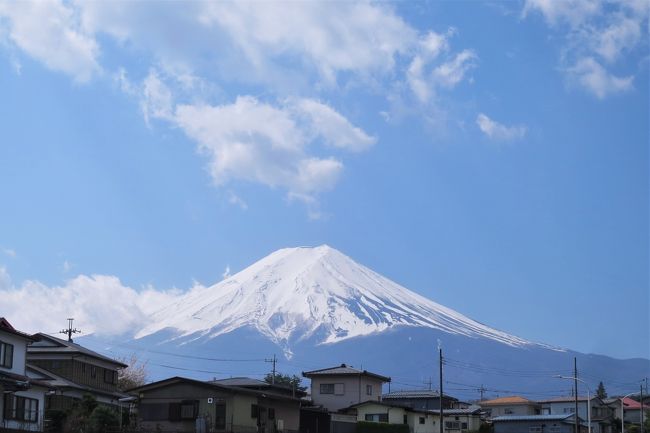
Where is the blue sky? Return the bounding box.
[0,0,648,361]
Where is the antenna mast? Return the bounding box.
[59,318,81,342]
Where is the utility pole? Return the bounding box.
[424,377,432,391]
[59,318,81,342]
[574,357,579,433]
[265,354,277,384]
[479,385,486,402]
[641,383,644,433]
[439,348,444,433]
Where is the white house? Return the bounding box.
[302,364,391,412]
[0,318,49,432]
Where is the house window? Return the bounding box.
[334,383,345,395]
[549,427,561,433]
[403,414,408,424]
[215,404,226,429]
[320,383,335,394]
[365,414,388,423]
[366,384,373,395]
[563,407,575,414]
[462,422,468,429]
[140,403,169,421]
[0,341,14,369]
[504,409,514,414]
[91,366,97,378]
[268,408,275,420]
[81,363,86,374]
[3,395,39,422]
[251,404,259,418]
[104,369,116,384]
[180,400,198,419]
[445,421,460,430]
[419,417,426,424]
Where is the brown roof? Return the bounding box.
[481,396,537,406]
[302,363,390,382]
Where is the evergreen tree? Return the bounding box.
[264,372,307,391]
[596,381,607,399]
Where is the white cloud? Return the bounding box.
[432,50,478,89]
[0,0,100,82]
[222,266,231,279]
[523,0,647,98]
[173,95,371,202]
[141,70,174,124]
[290,99,376,152]
[406,30,476,104]
[62,260,72,273]
[0,272,184,337]
[198,1,416,86]
[476,113,527,141]
[567,57,633,99]
[227,191,248,210]
[2,248,16,258]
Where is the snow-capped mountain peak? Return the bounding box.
[135,245,536,353]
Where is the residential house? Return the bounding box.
[382,390,459,411]
[604,397,650,425]
[0,318,49,432]
[343,401,438,433]
[442,407,483,432]
[25,333,128,410]
[302,364,390,413]
[492,414,587,433]
[539,396,615,433]
[480,396,541,419]
[131,376,301,433]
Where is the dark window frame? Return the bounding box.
[0,341,14,369]
[3,395,39,422]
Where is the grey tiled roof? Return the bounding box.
[211,377,268,387]
[302,364,390,382]
[28,333,127,368]
[384,390,442,399]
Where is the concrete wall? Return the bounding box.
[310,376,384,412]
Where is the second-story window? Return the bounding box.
[91,366,97,378]
[0,341,13,369]
[366,384,373,395]
[103,369,118,384]
[320,383,335,394]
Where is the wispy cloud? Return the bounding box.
[523,0,647,98]
[476,113,527,141]
[2,248,16,258]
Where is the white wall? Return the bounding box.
[0,330,29,376]
[310,375,384,412]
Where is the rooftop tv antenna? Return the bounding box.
[60,318,81,342]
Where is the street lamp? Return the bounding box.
[621,392,637,433]
[555,375,591,433]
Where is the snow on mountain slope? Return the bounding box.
[135,245,544,352]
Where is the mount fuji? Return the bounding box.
[82,245,648,398]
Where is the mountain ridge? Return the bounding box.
[134,245,558,357]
